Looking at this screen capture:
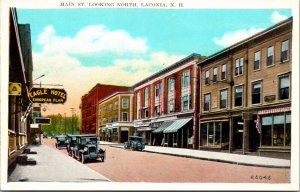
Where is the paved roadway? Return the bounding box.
[42,138,290,183]
[8,143,110,182]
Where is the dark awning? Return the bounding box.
[163,118,192,134]
[152,121,174,133]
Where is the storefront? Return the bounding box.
[256,106,291,159]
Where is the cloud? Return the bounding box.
[213,27,264,47]
[37,25,148,54]
[271,11,288,24]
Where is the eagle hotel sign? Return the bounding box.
[28,88,67,104]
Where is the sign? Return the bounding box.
[264,95,276,102]
[30,123,39,128]
[28,88,67,104]
[9,82,21,95]
[35,117,51,124]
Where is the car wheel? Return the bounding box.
[101,157,105,162]
[81,154,85,164]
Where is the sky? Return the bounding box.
[16,8,291,117]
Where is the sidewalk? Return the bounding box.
[100,141,290,168]
[8,144,110,182]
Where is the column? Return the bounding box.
[243,119,250,154]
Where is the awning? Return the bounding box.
[152,121,174,133]
[163,118,192,134]
[257,107,290,115]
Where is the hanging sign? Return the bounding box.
[9,82,22,95]
[28,88,67,104]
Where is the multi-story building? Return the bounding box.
[98,91,134,143]
[197,17,292,159]
[8,8,33,167]
[132,53,204,149]
[80,84,131,134]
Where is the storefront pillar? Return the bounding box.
[243,119,250,154]
[229,117,233,153]
[118,127,121,144]
[149,133,152,146]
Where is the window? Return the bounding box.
[144,108,149,118]
[221,64,226,80]
[200,122,229,147]
[267,46,274,66]
[204,93,211,111]
[108,116,112,123]
[137,91,141,119]
[234,85,243,107]
[103,106,106,112]
[235,58,244,76]
[254,51,261,70]
[122,112,128,122]
[281,40,289,62]
[205,70,209,85]
[252,81,262,104]
[122,98,128,108]
[154,83,161,116]
[219,89,228,109]
[114,112,118,122]
[279,74,290,100]
[213,68,218,82]
[261,112,291,147]
[181,70,190,111]
[155,83,161,97]
[114,101,118,109]
[108,103,112,111]
[144,87,149,118]
[168,78,175,113]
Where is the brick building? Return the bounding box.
[97,91,134,143]
[197,17,292,159]
[132,53,204,149]
[80,84,131,134]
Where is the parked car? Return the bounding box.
[65,134,80,156]
[55,135,67,149]
[71,134,105,164]
[124,136,145,151]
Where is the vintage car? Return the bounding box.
[55,135,67,149]
[65,134,80,156]
[124,136,145,151]
[71,134,105,164]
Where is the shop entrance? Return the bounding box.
[121,130,128,143]
[233,116,243,150]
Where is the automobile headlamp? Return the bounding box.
[84,147,88,151]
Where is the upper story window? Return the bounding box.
[137,91,141,119]
[122,112,128,122]
[213,67,218,82]
[103,106,106,113]
[144,87,149,107]
[267,46,274,66]
[252,81,262,104]
[154,83,161,116]
[204,93,211,112]
[98,107,101,115]
[281,40,289,62]
[205,70,210,85]
[254,51,261,70]
[108,103,113,111]
[155,83,161,98]
[235,58,244,76]
[114,101,118,110]
[279,74,290,100]
[219,89,228,109]
[122,98,128,109]
[234,85,243,107]
[221,64,226,80]
[181,70,191,111]
[181,70,190,88]
[114,112,118,122]
[168,78,175,113]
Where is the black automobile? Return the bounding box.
[65,134,80,156]
[71,134,105,164]
[124,136,145,151]
[55,135,67,149]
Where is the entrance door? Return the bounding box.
[121,131,128,143]
[233,116,243,150]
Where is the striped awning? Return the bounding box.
[152,121,174,133]
[257,107,290,115]
[163,118,192,134]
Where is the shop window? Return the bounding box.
[235,58,244,76]
[205,70,209,85]
[213,67,218,82]
[261,116,272,146]
[267,46,274,66]
[254,51,261,70]
[200,124,208,146]
[285,113,291,146]
[252,81,262,104]
[273,113,284,146]
[204,93,211,111]
[219,89,228,109]
[281,40,289,62]
[234,85,243,107]
[221,64,226,80]
[279,74,290,100]
[200,122,229,148]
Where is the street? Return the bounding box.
[42,137,290,183]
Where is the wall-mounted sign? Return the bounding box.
[9,82,22,95]
[35,117,51,124]
[28,88,67,104]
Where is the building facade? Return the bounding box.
[80,84,131,134]
[98,91,134,143]
[132,54,203,149]
[197,18,292,159]
[8,8,33,166]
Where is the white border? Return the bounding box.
[0,0,299,191]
